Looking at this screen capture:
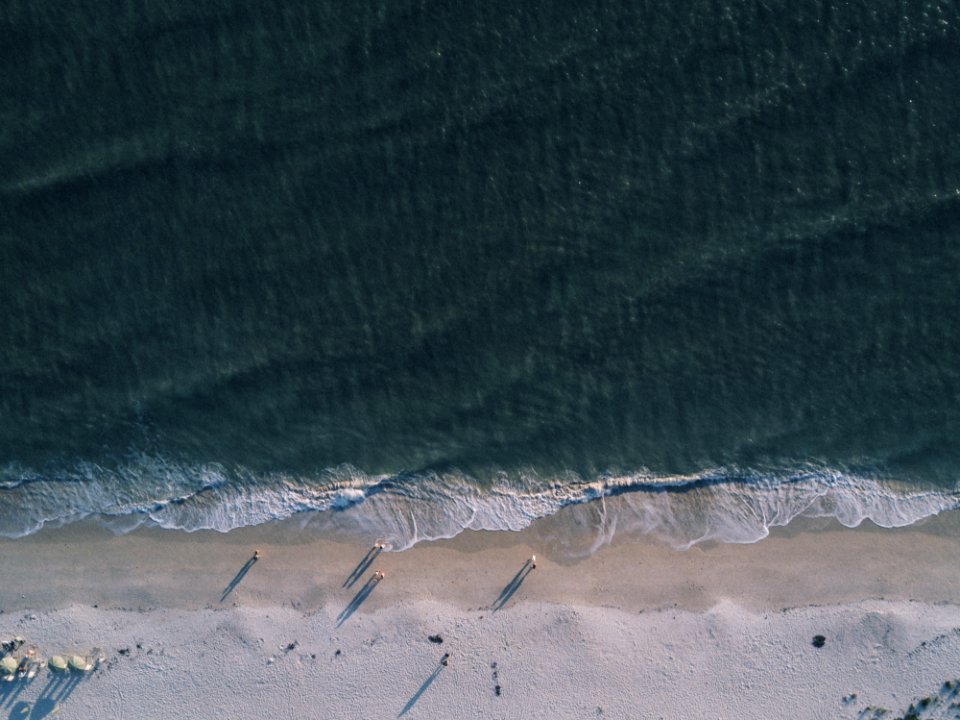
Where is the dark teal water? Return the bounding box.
[2,1,959,545]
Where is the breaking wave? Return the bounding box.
[1,457,956,555]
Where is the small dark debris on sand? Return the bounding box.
[428,635,443,644]
[812,635,826,648]
[136,643,142,650]
[117,648,131,656]
[285,641,298,653]
[495,685,502,696]
[310,654,316,660]
[334,649,341,656]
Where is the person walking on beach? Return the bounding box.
[440,653,450,666]
[253,550,261,560]
[530,555,536,569]
[373,570,385,582]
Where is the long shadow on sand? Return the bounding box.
[491,560,534,612]
[343,545,383,589]
[221,555,259,602]
[398,660,446,717]
[8,701,30,719]
[336,575,382,628]
[0,680,17,708]
[1,672,38,710]
[29,672,83,719]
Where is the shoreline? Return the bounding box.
[2,512,960,719]
[2,509,960,614]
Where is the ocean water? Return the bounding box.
[2,1,959,550]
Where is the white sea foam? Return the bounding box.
[0,458,956,555]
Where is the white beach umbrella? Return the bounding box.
[0,655,17,677]
[48,655,68,673]
[68,655,90,672]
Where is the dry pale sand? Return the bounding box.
[2,510,960,719]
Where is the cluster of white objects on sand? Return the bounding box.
[1,636,102,682]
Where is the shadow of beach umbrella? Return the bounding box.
[0,655,17,678]
[68,655,91,672]
[48,655,68,673]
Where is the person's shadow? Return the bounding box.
[491,559,534,611]
[343,545,383,589]
[221,554,259,602]
[398,656,447,717]
[335,574,383,627]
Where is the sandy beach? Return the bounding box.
[2,511,960,719]
[7,1,960,719]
